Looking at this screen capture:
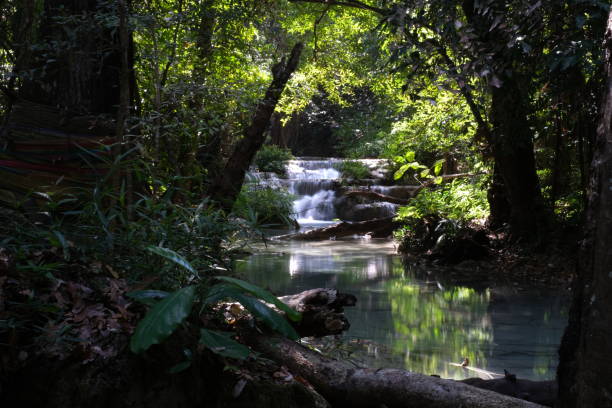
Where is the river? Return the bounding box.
[237,237,567,381]
[240,158,568,381]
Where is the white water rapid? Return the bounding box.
[249,157,409,227]
[286,159,341,225]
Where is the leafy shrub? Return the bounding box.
[129,247,302,358]
[396,178,489,222]
[253,145,294,176]
[334,160,371,180]
[394,178,490,257]
[0,166,242,290]
[233,185,296,227]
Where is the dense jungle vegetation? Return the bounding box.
[1,0,612,407]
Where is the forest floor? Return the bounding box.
[399,223,579,289]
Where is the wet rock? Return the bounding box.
[334,195,397,221]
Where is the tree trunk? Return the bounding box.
[0,1,126,207]
[209,43,303,212]
[18,0,121,114]
[460,0,547,241]
[487,164,512,229]
[557,8,612,407]
[489,77,548,241]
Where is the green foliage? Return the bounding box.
[130,285,197,354]
[334,160,371,180]
[127,290,170,306]
[393,151,445,184]
[253,145,294,176]
[233,185,295,228]
[199,329,251,360]
[385,90,476,162]
[215,276,301,322]
[206,284,299,340]
[130,247,301,354]
[396,179,489,223]
[146,246,196,275]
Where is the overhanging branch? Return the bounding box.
[288,0,389,16]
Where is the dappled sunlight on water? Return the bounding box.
[237,238,568,380]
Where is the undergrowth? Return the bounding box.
[334,160,371,180]
[253,145,293,176]
[0,157,292,368]
[394,178,490,262]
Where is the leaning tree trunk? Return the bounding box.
[557,8,612,407]
[208,43,303,212]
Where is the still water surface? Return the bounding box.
[237,238,568,381]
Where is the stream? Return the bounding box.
[240,158,568,381]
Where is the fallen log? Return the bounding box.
[278,288,357,337]
[344,190,412,205]
[343,173,480,207]
[460,372,556,407]
[277,216,400,240]
[242,333,546,408]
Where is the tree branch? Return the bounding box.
[160,0,184,88]
[313,4,331,61]
[288,0,388,16]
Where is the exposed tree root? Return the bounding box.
[242,332,547,408]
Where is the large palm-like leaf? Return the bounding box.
[215,276,301,322]
[130,285,196,353]
[205,284,299,340]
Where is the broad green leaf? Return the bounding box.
[433,159,445,176]
[434,176,443,185]
[127,290,169,306]
[146,246,196,274]
[168,360,192,374]
[130,285,196,353]
[215,276,301,322]
[199,329,251,360]
[204,284,299,340]
[231,291,299,340]
[407,161,425,170]
[420,168,430,178]
[394,164,410,180]
[50,231,70,260]
[404,151,415,162]
[203,283,238,304]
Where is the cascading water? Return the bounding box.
[249,156,412,227]
[286,159,341,224]
[285,158,407,226]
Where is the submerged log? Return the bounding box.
[277,216,399,240]
[343,173,480,207]
[278,288,357,337]
[344,190,412,205]
[243,333,546,408]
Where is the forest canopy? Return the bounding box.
[1,1,612,407]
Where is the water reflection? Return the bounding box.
[237,239,567,380]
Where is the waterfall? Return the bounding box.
[249,156,409,227]
[286,159,341,223]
